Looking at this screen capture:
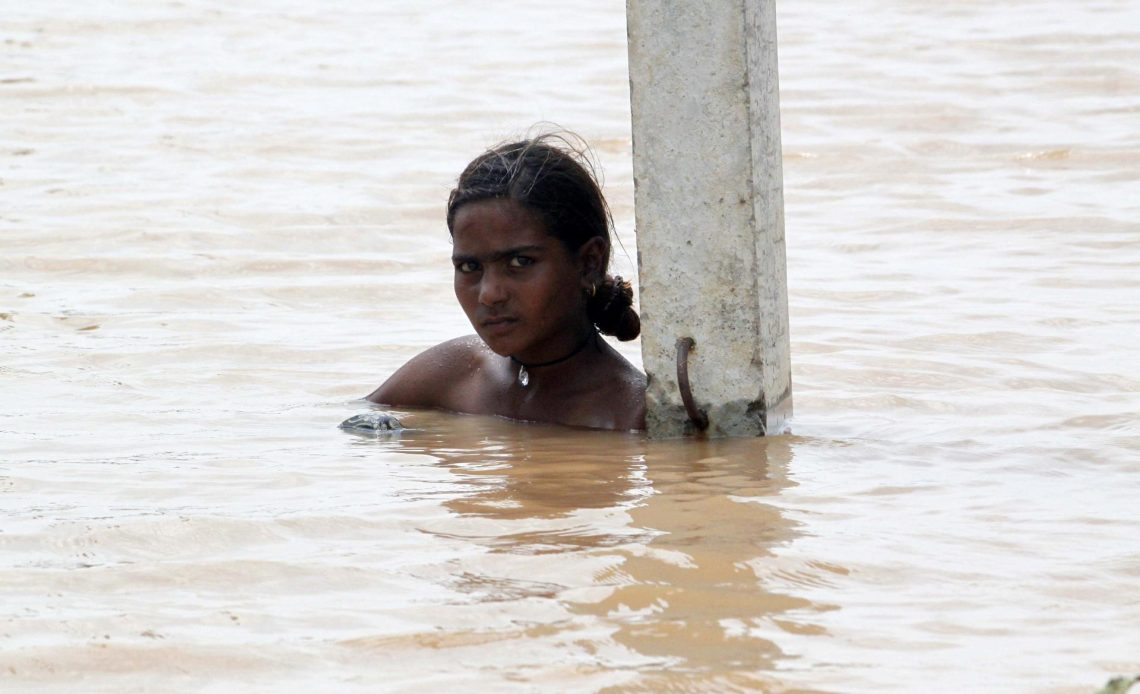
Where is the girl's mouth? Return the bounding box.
[481,317,519,336]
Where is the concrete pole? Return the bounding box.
[627,0,792,438]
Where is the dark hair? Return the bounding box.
[446,134,640,341]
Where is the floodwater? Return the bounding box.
[2,0,1138,691]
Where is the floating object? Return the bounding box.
[1097,675,1139,694]
[339,412,405,434]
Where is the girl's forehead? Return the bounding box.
[452,199,552,249]
[453,197,538,227]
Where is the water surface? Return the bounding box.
[2,0,1138,691]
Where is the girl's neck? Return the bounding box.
[509,327,599,388]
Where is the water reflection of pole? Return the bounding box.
[627,1,793,438]
[566,437,818,687]
[362,418,829,687]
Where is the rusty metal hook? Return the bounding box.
[675,337,709,431]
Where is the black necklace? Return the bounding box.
[509,331,596,387]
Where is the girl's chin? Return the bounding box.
[476,332,518,357]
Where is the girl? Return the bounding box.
[367,134,646,431]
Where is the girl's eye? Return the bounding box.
[455,260,480,274]
[508,255,534,268]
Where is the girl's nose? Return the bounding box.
[478,272,508,306]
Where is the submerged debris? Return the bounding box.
[1097,676,1140,694]
[339,412,404,434]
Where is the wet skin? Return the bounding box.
[367,198,646,431]
[451,198,596,364]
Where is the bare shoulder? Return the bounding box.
[575,346,646,431]
[608,353,647,431]
[366,335,491,408]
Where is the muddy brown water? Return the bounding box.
[2,0,1138,691]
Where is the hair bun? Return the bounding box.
[589,275,640,341]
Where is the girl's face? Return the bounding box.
[451,198,600,363]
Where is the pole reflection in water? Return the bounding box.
[342,413,836,689]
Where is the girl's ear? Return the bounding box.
[577,237,608,286]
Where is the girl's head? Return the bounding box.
[446,134,640,341]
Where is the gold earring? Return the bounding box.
[588,283,597,298]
